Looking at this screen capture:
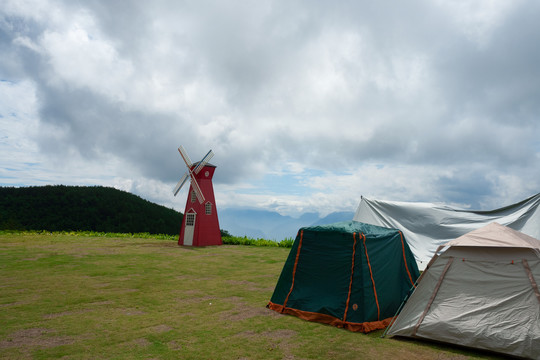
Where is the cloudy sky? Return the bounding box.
[1,0,539,218]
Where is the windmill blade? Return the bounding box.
[173,172,189,196]
[193,149,214,174]
[190,177,205,203]
[178,145,193,168]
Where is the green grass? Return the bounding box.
[0,233,505,359]
[0,230,295,247]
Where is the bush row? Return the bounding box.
[222,235,294,247]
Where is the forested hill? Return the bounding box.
[0,185,183,235]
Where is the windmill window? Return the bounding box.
[190,191,196,203]
[205,202,212,215]
[186,213,195,226]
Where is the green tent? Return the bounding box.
[268,221,419,332]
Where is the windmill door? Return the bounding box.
[184,213,196,246]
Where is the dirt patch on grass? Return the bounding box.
[130,338,151,348]
[260,329,297,340]
[0,328,74,349]
[150,324,173,333]
[180,288,203,295]
[42,300,115,319]
[219,296,281,322]
[0,294,40,308]
[167,336,198,352]
[167,339,183,351]
[87,300,114,306]
[221,305,273,321]
[179,295,217,305]
[0,301,28,308]
[234,329,298,359]
[225,279,267,292]
[233,329,297,345]
[117,288,140,293]
[43,309,95,319]
[22,255,46,261]
[121,308,146,316]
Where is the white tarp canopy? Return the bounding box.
[353,193,540,269]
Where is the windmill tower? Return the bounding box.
[173,146,222,246]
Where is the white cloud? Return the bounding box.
[433,0,520,47]
[40,23,134,100]
[1,0,539,223]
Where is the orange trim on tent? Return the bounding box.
[267,302,392,333]
[282,229,303,311]
[343,232,358,323]
[399,231,416,288]
[363,234,380,321]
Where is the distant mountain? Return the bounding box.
[218,208,355,240]
[0,185,183,235]
[218,208,316,240]
[310,211,356,226]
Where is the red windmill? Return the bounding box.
[173,146,222,246]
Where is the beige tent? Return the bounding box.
[386,223,540,359]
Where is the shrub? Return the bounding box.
[222,235,293,248]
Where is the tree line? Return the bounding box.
[0,185,183,235]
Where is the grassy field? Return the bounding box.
[0,233,506,359]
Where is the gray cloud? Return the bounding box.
[1,0,539,214]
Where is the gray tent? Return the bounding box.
[386,223,540,359]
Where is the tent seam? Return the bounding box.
[413,256,454,336]
[282,229,303,311]
[343,232,358,323]
[363,233,380,321]
[399,230,416,288]
[522,258,540,304]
